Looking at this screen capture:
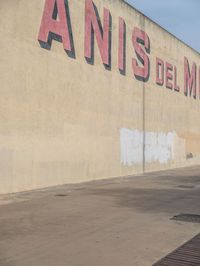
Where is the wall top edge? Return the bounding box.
[121,0,200,57]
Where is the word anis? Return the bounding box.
[38,0,200,99]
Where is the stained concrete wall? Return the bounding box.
[0,0,200,194]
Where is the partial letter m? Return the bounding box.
[184,57,196,98]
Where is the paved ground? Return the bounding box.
[1,166,200,266]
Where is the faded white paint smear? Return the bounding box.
[120,128,185,166]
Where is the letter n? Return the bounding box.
[84,0,111,68]
[38,0,74,56]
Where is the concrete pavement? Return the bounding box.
[1,166,200,266]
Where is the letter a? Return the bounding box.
[38,0,73,53]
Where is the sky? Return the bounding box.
[126,0,200,53]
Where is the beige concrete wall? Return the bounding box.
[0,0,200,194]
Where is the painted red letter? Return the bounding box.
[174,66,180,92]
[85,0,111,67]
[132,27,150,82]
[184,57,196,98]
[156,57,164,86]
[165,62,173,90]
[118,17,126,74]
[38,0,73,53]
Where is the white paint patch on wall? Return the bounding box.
[120,128,185,166]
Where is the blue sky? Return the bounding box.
[126,0,200,53]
